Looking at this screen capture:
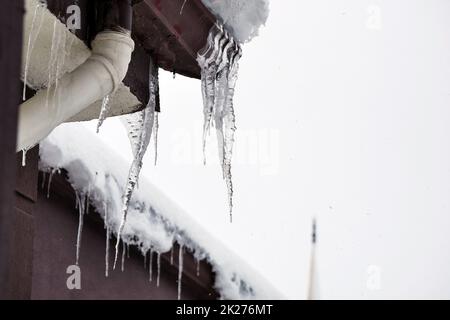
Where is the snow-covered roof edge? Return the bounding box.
[39,123,284,300]
[200,0,270,43]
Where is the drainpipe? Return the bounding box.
[16,0,134,152]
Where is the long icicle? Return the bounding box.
[156,252,161,287]
[196,258,200,277]
[113,57,159,269]
[96,95,111,133]
[105,227,110,277]
[177,244,184,300]
[198,25,242,221]
[23,0,47,101]
[148,249,153,282]
[41,171,47,190]
[47,169,55,198]
[198,26,224,165]
[121,241,126,272]
[153,112,159,166]
[75,193,86,266]
[104,201,109,277]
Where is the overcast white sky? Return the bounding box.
[85,0,450,299]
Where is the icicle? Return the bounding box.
[75,192,85,266]
[85,189,90,215]
[144,251,147,269]
[156,252,161,287]
[177,244,184,300]
[153,112,159,166]
[196,258,200,277]
[105,202,109,277]
[180,0,188,15]
[23,0,47,101]
[41,171,47,190]
[170,247,174,265]
[105,227,110,277]
[197,25,242,221]
[198,27,224,165]
[103,202,108,228]
[113,57,159,269]
[96,95,111,133]
[148,249,153,282]
[127,244,130,259]
[46,169,55,198]
[21,149,28,167]
[121,241,126,272]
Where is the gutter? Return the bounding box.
[16,0,134,152]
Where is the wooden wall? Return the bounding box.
[0,0,24,300]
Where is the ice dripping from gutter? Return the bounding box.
[46,168,59,198]
[197,24,242,222]
[153,112,159,166]
[177,244,184,300]
[75,192,86,265]
[121,241,126,272]
[105,202,110,277]
[149,249,154,282]
[23,0,47,101]
[156,252,161,287]
[96,95,111,133]
[105,228,110,277]
[196,258,200,277]
[41,171,46,190]
[114,58,160,269]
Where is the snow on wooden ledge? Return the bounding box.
[39,122,283,300]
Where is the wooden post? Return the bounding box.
[0,0,24,299]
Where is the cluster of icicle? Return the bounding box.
[22,0,75,166]
[197,24,242,222]
[41,167,205,300]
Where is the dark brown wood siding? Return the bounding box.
[0,0,24,300]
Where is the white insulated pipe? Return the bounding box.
[17,31,135,152]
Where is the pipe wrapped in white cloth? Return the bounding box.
[17,31,134,151]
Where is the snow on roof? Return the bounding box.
[39,122,283,300]
[200,0,270,43]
